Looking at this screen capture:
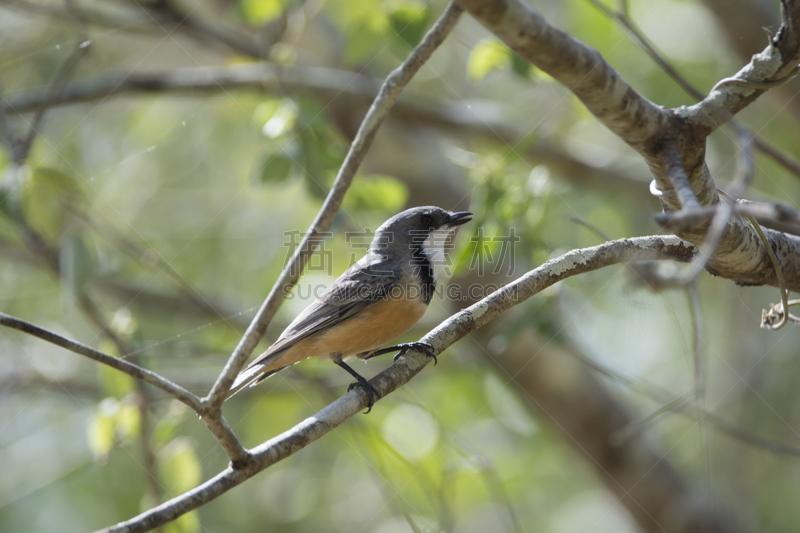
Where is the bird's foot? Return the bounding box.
[390,342,437,365]
[335,359,380,413]
[347,378,380,414]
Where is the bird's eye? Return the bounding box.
[421,215,434,227]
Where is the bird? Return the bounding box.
[227,206,473,410]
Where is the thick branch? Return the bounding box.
[662,142,700,210]
[95,236,695,533]
[0,311,203,411]
[453,0,800,292]
[587,0,800,180]
[454,0,670,150]
[685,0,800,135]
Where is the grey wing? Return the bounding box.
[246,255,400,369]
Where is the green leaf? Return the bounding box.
[238,0,286,24]
[386,0,429,49]
[345,18,388,64]
[59,233,94,310]
[510,52,532,79]
[158,439,202,533]
[115,401,140,439]
[297,122,345,196]
[260,98,298,139]
[484,373,537,435]
[0,168,24,222]
[258,152,295,183]
[337,0,389,64]
[343,174,409,212]
[22,167,86,241]
[159,438,202,495]
[163,512,200,533]
[98,363,136,399]
[153,401,188,447]
[87,398,119,461]
[467,38,512,81]
[382,404,440,461]
[253,98,283,126]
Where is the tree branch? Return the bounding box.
[137,0,278,59]
[203,2,464,409]
[585,0,800,182]
[686,0,800,135]
[655,201,800,236]
[0,61,656,201]
[93,235,696,533]
[454,0,800,292]
[2,0,276,59]
[662,142,700,210]
[454,0,670,150]
[0,311,203,411]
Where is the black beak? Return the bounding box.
[448,211,473,227]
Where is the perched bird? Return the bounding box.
[227,206,473,409]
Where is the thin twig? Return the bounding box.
[613,282,706,442]
[136,0,275,59]
[754,137,800,179]
[0,311,203,411]
[674,129,755,284]
[1,0,153,32]
[747,215,794,330]
[585,0,703,100]
[571,344,800,458]
[584,0,800,181]
[76,293,163,517]
[14,205,252,464]
[3,0,274,58]
[13,37,91,163]
[712,65,800,92]
[686,1,800,135]
[72,207,231,321]
[204,2,464,409]
[655,200,800,236]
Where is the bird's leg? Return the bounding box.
[364,342,437,365]
[334,358,380,413]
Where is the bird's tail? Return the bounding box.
[225,364,281,399]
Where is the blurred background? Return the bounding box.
[1,0,800,531]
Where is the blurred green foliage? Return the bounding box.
[2,0,800,533]
[467,39,532,81]
[239,0,289,24]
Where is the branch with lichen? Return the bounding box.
[93,235,696,533]
[454,0,800,293]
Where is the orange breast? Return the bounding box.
[313,290,429,360]
[255,280,430,375]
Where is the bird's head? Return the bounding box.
[371,206,473,281]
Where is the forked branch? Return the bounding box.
[95,236,696,533]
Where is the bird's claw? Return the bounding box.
[392,342,437,365]
[347,379,380,414]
